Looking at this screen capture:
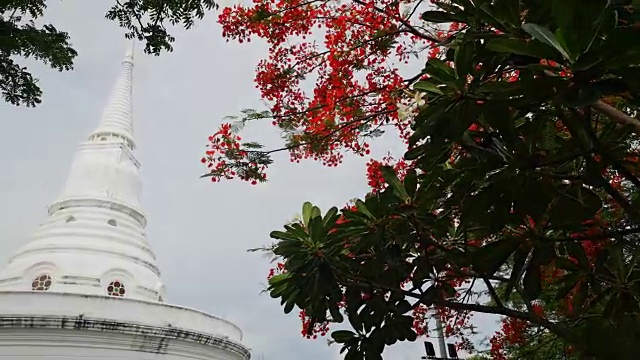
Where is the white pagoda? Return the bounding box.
[0,44,251,360]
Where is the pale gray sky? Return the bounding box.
[0,2,496,359]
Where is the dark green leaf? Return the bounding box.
[413,80,445,95]
[521,23,572,61]
[503,246,530,300]
[404,145,426,161]
[548,186,602,227]
[476,80,521,94]
[404,169,418,199]
[396,300,413,314]
[380,166,410,202]
[555,272,581,301]
[485,37,558,59]
[270,230,302,241]
[552,0,612,57]
[424,59,457,85]
[572,282,589,311]
[355,199,376,219]
[332,330,356,343]
[523,263,542,300]
[566,241,589,269]
[421,11,465,23]
[329,304,344,323]
[454,39,475,78]
[283,290,299,314]
[472,239,521,275]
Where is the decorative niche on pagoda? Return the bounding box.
[0,44,164,303]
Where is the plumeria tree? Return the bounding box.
[203,0,640,359]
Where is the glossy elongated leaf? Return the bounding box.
[476,80,521,94]
[269,285,287,299]
[332,330,356,343]
[302,202,314,226]
[555,272,581,301]
[329,304,344,323]
[493,0,521,26]
[454,39,475,78]
[322,206,340,229]
[513,176,556,221]
[552,0,611,56]
[566,241,589,269]
[485,37,558,59]
[532,244,556,267]
[270,230,302,241]
[380,166,410,202]
[302,201,321,227]
[503,246,530,301]
[424,58,457,84]
[404,169,418,198]
[523,263,542,300]
[421,10,465,23]
[283,223,309,239]
[548,186,602,226]
[355,199,376,219]
[522,23,573,61]
[472,239,521,275]
[283,289,300,313]
[268,273,291,286]
[404,145,426,161]
[413,80,445,95]
[395,300,413,314]
[572,282,589,311]
[477,2,510,30]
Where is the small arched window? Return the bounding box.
[32,274,52,291]
[107,280,126,297]
[65,215,76,223]
[100,137,108,141]
[107,219,117,227]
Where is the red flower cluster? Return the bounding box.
[299,310,330,339]
[218,0,420,170]
[365,155,411,191]
[412,304,431,336]
[489,304,544,360]
[267,262,286,280]
[204,0,464,183]
[202,123,268,184]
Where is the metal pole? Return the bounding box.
[434,309,448,359]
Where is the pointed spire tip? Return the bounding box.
[124,40,135,64]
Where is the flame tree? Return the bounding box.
[202,0,640,359]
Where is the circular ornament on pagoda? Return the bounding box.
[107,280,126,297]
[31,274,53,291]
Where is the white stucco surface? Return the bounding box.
[0,292,250,359]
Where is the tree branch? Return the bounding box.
[429,298,575,342]
[350,0,440,43]
[540,226,640,243]
[592,100,640,134]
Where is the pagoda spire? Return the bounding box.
[89,40,136,148]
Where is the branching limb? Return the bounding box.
[592,100,640,134]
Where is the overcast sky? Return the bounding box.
[0,1,497,359]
